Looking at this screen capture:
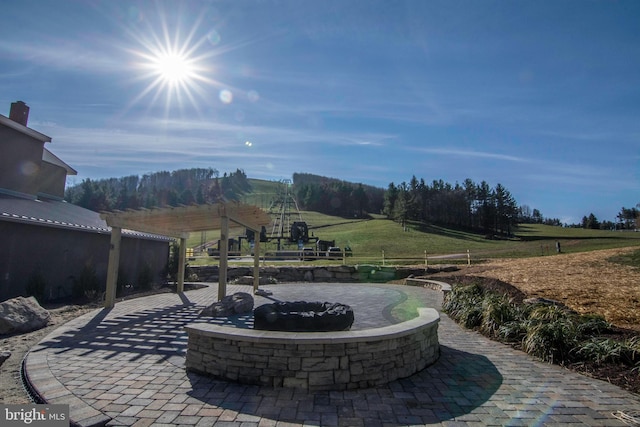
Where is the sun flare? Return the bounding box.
[125,6,222,114]
[152,51,195,85]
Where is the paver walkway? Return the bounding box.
[24,283,640,427]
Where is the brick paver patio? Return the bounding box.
[23,283,640,426]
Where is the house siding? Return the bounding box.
[0,221,169,302]
[38,161,67,199]
[0,126,45,197]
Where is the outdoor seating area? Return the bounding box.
[22,282,640,427]
[185,306,439,390]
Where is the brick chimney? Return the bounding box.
[9,101,30,126]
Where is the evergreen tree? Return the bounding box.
[383,183,398,218]
[351,184,369,218]
[494,183,518,235]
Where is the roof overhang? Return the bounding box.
[0,114,52,143]
[43,148,77,175]
[100,202,271,239]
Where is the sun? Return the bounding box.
[131,43,208,111]
[151,51,195,85]
[125,6,222,114]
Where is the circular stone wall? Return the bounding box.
[185,307,439,391]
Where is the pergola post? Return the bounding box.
[100,202,270,306]
[177,237,187,293]
[218,213,229,301]
[104,226,121,309]
[253,238,260,293]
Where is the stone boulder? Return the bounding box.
[0,296,51,335]
[200,292,254,317]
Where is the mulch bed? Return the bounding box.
[431,266,640,396]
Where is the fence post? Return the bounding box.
[424,250,428,268]
[467,249,471,266]
[382,250,385,266]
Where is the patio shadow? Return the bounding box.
[186,345,502,425]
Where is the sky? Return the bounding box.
[1,0,639,225]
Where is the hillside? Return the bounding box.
[63,171,640,261]
[188,208,640,264]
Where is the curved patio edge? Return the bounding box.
[22,318,112,427]
[405,277,452,294]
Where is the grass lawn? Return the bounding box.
[184,210,640,266]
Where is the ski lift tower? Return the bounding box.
[267,179,307,250]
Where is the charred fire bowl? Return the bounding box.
[253,301,354,332]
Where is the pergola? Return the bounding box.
[100,202,272,309]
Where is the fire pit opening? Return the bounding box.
[253,301,354,332]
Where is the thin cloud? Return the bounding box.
[412,147,528,163]
[129,116,396,148]
[536,129,640,143]
[0,40,123,74]
[524,161,639,192]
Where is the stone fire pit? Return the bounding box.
[253,301,354,332]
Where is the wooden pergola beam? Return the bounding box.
[102,203,269,237]
[100,202,271,308]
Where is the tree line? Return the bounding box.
[569,206,640,230]
[382,177,521,235]
[291,173,570,235]
[292,173,385,218]
[71,166,638,236]
[66,168,545,237]
[65,168,251,212]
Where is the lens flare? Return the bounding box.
[219,89,233,104]
[247,90,260,102]
[207,29,221,46]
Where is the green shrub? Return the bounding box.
[576,336,639,367]
[72,261,101,300]
[497,320,528,342]
[495,303,532,342]
[460,304,483,328]
[443,284,484,328]
[576,338,624,365]
[481,293,518,337]
[526,304,571,324]
[576,314,612,336]
[442,283,484,316]
[523,305,580,364]
[164,242,179,281]
[116,267,129,296]
[444,281,640,375]
[26,271,47,303]
[524,319,579,363]
[137,263,154,290]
